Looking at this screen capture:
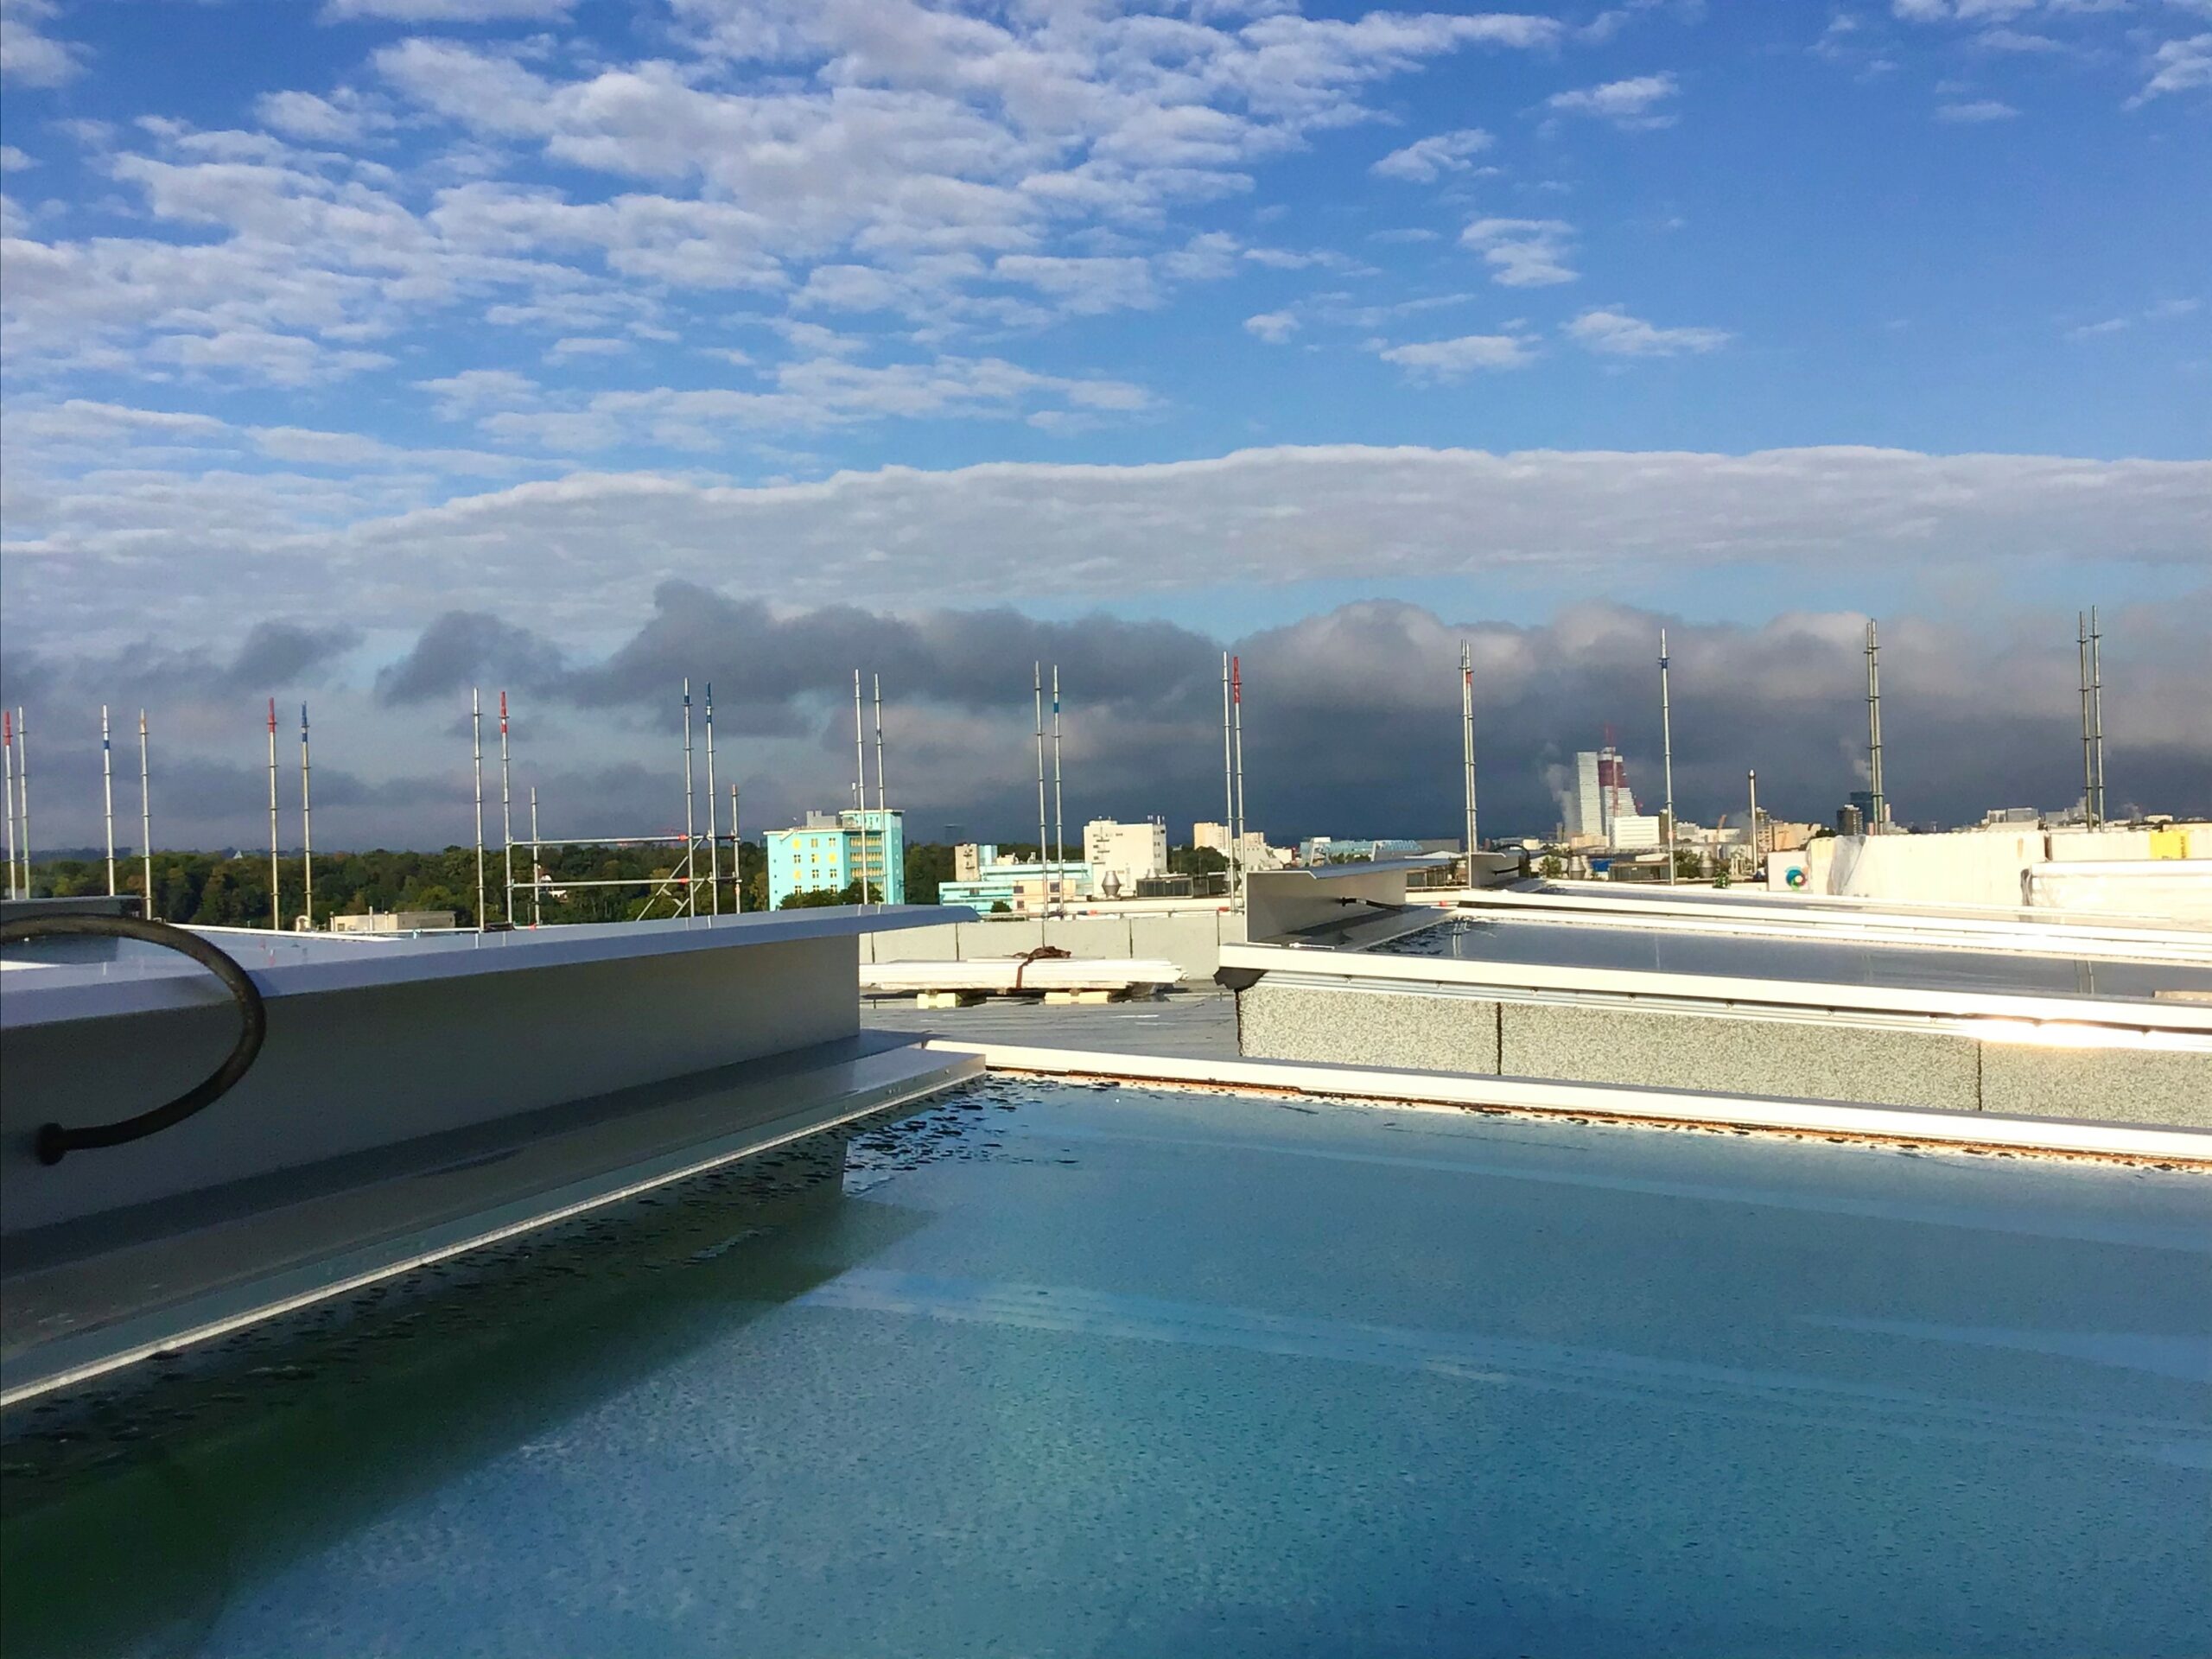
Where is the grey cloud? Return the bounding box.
[1,621,362,714]
[14,593,2208,852]
[375,610,571,705]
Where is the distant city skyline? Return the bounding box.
[3,1,2206,846]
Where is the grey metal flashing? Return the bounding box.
[1,1035,980,1408]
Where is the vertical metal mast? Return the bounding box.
[1459,642,1478,880]
[299,703,313,931]
[852,670,868,904]
[15,709,28,898]
[1231,654,1246,912]
[1659,630,1676,886]
[99,712,116,902]
[2077,613,2096,827]
[139,711,153,921]
[4,709,17,900]
[1746,768,1761,865]
[268,698,281,930]
[2088,607,2107,825]
[730,784,741,912]
[102,705,117,895]
[1033,663,1049,915]
[529,785,542,927]
[472,687,485,933]
[1050,664,1064,917]
[1864,621,1885,835]
[682,679,696,917]
[1221,652,1236,907]
[704,683,720,917]
[873,673,887,906]
[499,692,513,925]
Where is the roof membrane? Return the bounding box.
[3,1077,2206,1656]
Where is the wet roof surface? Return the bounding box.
[1376,916,2212,1002]
[3,1078,2207,1657]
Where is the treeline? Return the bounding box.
[21,839,961,928]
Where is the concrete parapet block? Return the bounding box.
[1237,982,1501,1073]
[1042,916,1135,960]
[1500,1001,1980,1112]
[1130,912,1228,978]
[869,922,964,963]
[1980,1040,2212,1127]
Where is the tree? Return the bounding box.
[780,880,861,909]
[1169,844,1227,876]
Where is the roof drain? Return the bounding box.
[3,914,268,1166]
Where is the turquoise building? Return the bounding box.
[766,810,904,908]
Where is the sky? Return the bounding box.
[2,0,2208,852]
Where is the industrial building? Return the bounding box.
[1563,745,1643,848]
[1082,817,1168,897]
[938,845,1095,913]
[1192,821,1281,869]
[765,808,905,908]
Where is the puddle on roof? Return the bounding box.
[3,1077,2207,1657]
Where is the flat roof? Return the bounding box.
[4,1077,2205,1656]
[1376,916,2212,1006]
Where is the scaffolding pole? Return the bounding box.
[4,709,17,900]
[14,709,28,899]
[1231,654,1246,913]
[854,670,869,905]
[704,683,720,917]
[1659,630,1676,885]
[530,785,542,927]
[139,711,153,920]
[1033,663,1049,913]
[268,698,281,931]
[1864,621,1885,834]
[2077,613,2096,828]
[682,680,698,917]
[472,688,485,933]
[1459,642,1478,878]
[499,691,513,925]
[1221,652,1236,909]
[2088,606,2107,824]
[1050,664,1064,918]
[874,673,888,906]
[300,703,314,930]
[101,704,117,895]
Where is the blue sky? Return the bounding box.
[2,0,2208,845]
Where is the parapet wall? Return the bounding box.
[1235,981,2212,1129]
[866,908,1248,981]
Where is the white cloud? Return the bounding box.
[2129,32,2212,102]
[1,143,36,171]
[11,446,2209,652]
[991,253,1159,313]
[1567,308,1730,356]
[1935,98,2021,120]
[322,0,575,20]
[1544,73,1681,129]
[1370,128,1495,182]
[1460,217,1577,286]
[1244,310,1299,343]
[1376,332,1536,376]
[0,0,82,86]
[254,88,396,145]
[547,335,631,359]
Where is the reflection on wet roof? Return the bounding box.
[5,1078,2206,1656]
[1374,917,2212,1003]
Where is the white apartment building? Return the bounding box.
[1084,817,1169,897]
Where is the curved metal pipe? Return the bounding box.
[3,913,268,1166]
